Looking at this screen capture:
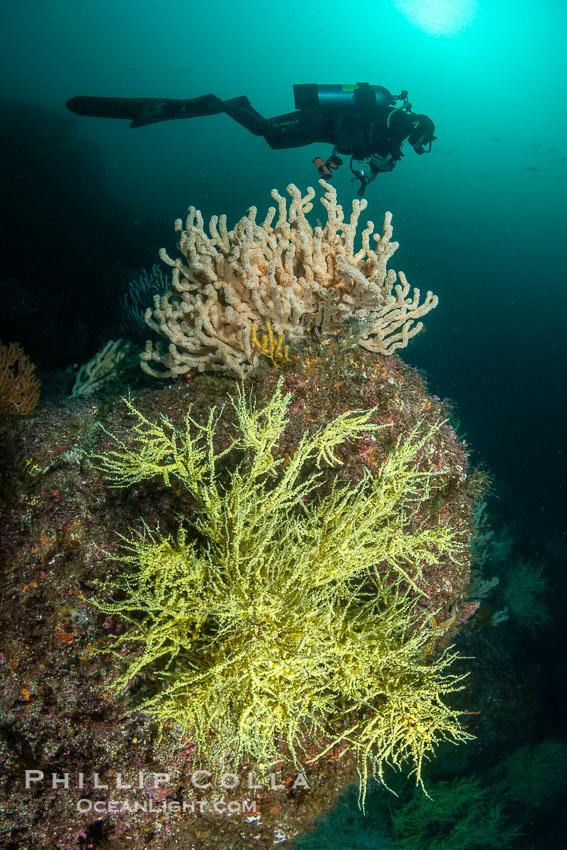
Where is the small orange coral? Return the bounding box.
[0,341,41,415]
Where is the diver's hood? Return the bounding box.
[408,114,436,154]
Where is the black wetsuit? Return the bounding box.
[66,83,435,194]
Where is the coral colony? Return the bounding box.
[1,182,484,847]
[141,181,438,378]
[87,182,475,810]
[90,381,471,809]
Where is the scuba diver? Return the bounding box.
[66,82,436,196]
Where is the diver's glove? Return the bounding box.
[351,154,394,196]
[368,153,395,173]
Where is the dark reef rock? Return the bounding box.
[0,341,482,849]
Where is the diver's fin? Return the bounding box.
[215,96,269,136]
[65,94,225,127]
[223,95,264,119]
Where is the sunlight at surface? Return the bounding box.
[393,0,479,36]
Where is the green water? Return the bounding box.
[1,2,566,846]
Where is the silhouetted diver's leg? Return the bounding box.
[220,101,333,148]
[65,93,333,147]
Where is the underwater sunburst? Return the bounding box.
[393,0,479,36]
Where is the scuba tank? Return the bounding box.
[293,83,394,110]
